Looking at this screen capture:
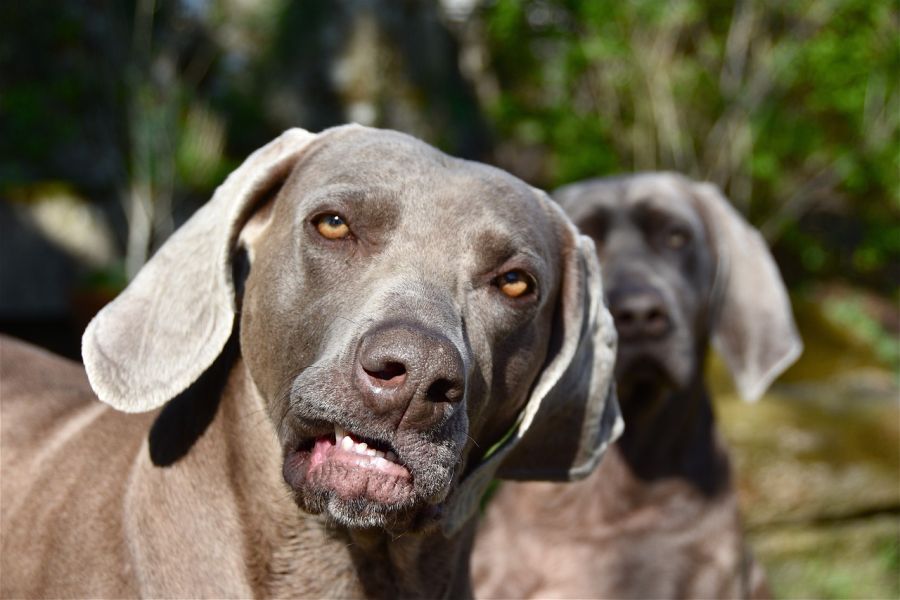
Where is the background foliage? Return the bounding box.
[2,0,897,293]
[469,0,899,291]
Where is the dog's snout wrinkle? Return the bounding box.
[355,322,465,431]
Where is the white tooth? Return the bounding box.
[385,451,398,463]
[373,457,387,468]
[374,450,385,458]
[341,436,353,451]
[356,442,368,455]
[366,448,376,457]
[335,425,345,440]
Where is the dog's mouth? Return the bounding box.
[283,423,414,506]
[615,339,699,402]
[615,349,675,388]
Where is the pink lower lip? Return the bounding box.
[309,435,410,479]
[289,433,414,504]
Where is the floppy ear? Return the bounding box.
[494,210,621,481]
[83,128,319,413]
[691,181,802,401]
[442,200,622,535]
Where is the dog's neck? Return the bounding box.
[340,523,476,598]
[215,358,474,599]
[614,353,730,498]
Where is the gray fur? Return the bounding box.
[1,126,619,598]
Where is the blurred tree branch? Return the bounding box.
[465,0,898,291]
[1,0,896,294]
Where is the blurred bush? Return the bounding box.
[1,0,490,283]
[0,0,896,299]
[462,0,899,293]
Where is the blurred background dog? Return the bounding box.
[474,173,801,598]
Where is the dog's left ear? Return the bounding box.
[442,198,622,535]
[691,181,803,401]
[83,128,319,412]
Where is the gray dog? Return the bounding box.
[0,125,621,598]
[474,173,802,599]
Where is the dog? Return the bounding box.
[0,125,621,598]
[473,172,802,599]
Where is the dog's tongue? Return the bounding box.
[309,436,335,470]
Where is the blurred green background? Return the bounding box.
[1,1,897,597]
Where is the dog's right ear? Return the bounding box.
[83,128,319,413]
[494,204,622,482]
[442,198,622,536]
[690,181,803,401]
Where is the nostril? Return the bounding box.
[364,361,407,386]
[425,378,462,403]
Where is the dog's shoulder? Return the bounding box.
[1,334,154,485]
[1,336,156,596]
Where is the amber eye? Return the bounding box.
[666,229,689,249]
[496,270,534,299]
[315,214,351,240]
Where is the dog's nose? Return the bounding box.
[608,288,671,340]
[355,323,465,430]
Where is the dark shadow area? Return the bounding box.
[0,201,88,360]
[148,329,239,467]
[617,382,731,499]
[0,318,83,361]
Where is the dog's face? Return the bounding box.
[556,172,803,406]
[556,176,717,395]
[239,129,562,530]
[83,125,620,537]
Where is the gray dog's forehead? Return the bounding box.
[556,172,702,227]
[308,126,534,192]
[310,126,539,200]
[287,125,560,250]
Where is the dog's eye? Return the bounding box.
[315,214,351,240]
[666,229,690,250]
[495,270,535,299]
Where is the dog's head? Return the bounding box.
[555,172,801,402]
[82,125,620,534]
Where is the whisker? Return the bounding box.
[333,314,362,327]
